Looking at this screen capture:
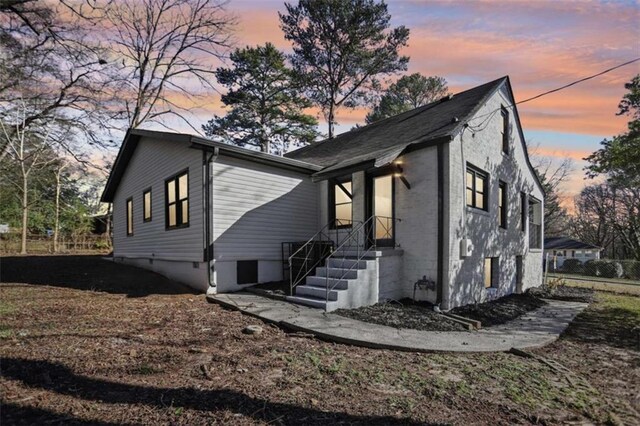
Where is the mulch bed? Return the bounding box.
[528,284,595,303]
[450,293,547,327]
[334,299,468,332]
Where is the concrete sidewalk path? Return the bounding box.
[207,292,588,353]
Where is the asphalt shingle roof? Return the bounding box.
[285,77,507,169]
[544,237,601,250]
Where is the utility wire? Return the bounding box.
[466,57,640,131]
[518,57,640,105]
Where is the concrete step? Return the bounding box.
[295,285,342,301]
[315,266,358,279]
[285,295,337,311]
[332,249,380,259]
[305,276,351,290]
[326,258,369,269]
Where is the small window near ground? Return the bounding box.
[330,179,352,228]
[498,181,507,229]
[466,165,488,211]
[126,197,133,236]
[501,106,509,154]
[143,188,152,222]
[484,257,498,288]
[165,170,189,229]
[237,260,258,284]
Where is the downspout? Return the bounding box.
[204,147,219,294]
[436,143,445,306]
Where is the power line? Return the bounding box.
[518,57,640,105]
[466,57,640,131]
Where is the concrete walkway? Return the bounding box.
[207,292,588,353]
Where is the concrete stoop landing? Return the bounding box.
[286,249,388,311]
[207,292,588,353]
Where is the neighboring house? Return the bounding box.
[544,237,601,269]
[101,76,544,311]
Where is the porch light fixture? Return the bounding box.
[394,163,411,190]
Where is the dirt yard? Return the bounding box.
[1,255,639,425]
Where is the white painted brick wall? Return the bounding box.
[444,85,544,309]
[395,146,440,301]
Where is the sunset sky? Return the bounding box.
[148,0,640,206]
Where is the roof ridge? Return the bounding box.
[285,76,508,159]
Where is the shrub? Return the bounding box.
[585,260,623,278]
[618,260,640,280]
[562,258,583,273]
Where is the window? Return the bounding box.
[501,106,509,154]
[143,188,152,222]
[466,165,488,211]
[484,257,498,288]
[165,170,189,229]
[520,192,527,232]
[330,179,352,228]
[498,181,507,229]
[528,197,542,249]
[126,197,133,236]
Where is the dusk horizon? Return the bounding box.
[147,0,639,208]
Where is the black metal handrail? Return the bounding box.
[323,215,400,310]
[288,218,362,295]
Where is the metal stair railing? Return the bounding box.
[288,219,362,296]
[323,215,400,310]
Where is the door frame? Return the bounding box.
[365,168,396,248]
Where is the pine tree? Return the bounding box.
[203,43,318,155]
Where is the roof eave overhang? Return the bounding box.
[100,129,322,203]
[191,137,322,173]
[311,135,452,182]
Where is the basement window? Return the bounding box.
[484,257,498,288]
[165,169,189,229]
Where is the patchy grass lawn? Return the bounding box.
[1,255,639,425]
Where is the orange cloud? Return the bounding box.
[532,147,592,162]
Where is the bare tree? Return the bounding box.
[0,100,60,253]
[572,183,640,260]
[527,142,573,237]
[0,0,119,162]
[572,184,616,255]
[101,0,235,130]
[52,158,70,253]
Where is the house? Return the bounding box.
[101,76,544,311]
[544,237,601,269]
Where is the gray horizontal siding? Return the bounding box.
[212,156,319,261]
[113,137,203,261]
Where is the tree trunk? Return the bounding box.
[106,203,112,247]
[21,177,28,255]
[53,167,62,253]
[327,103,335,139]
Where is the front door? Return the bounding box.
[367,173,395,247]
